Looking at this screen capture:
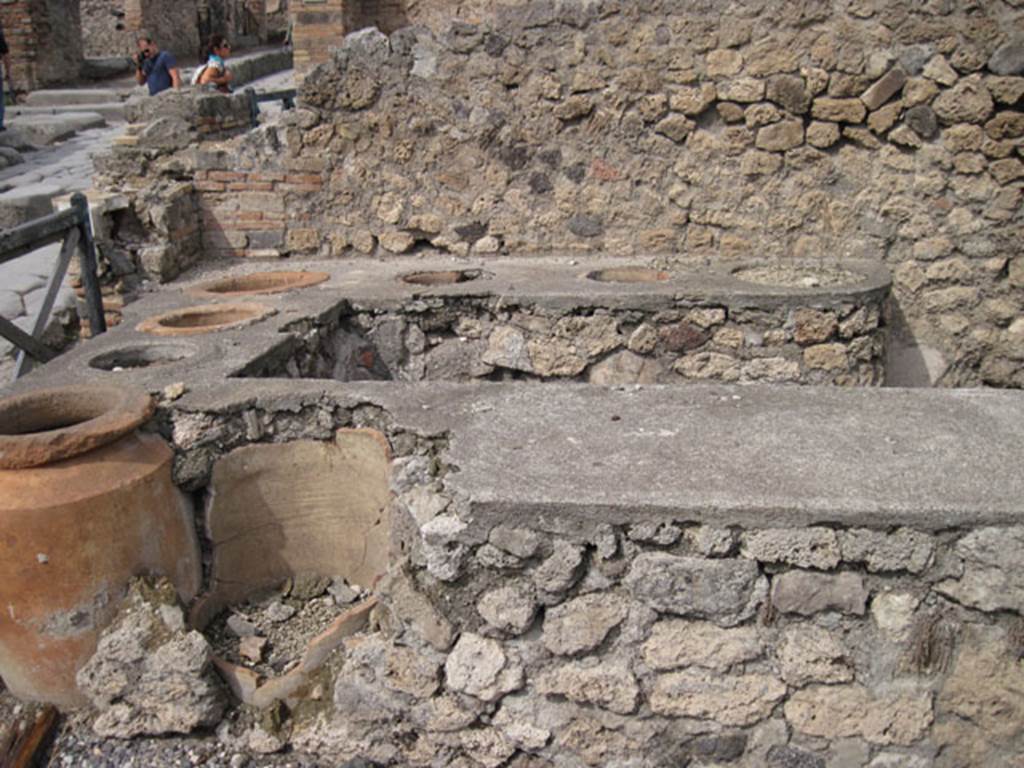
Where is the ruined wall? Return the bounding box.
[97,1,1024,388]
[137,392,1024,768]
[80,0,129,57]
[0,0,83,90]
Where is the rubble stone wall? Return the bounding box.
[95,1,1024,388]
[81,0,129,57]
[151,394,1024,767]
[241,293,888,387]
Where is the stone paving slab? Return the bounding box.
[24,89,130,107]
[9,103,127,122]
[8,112,107,146]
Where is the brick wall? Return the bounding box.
[1,0,83,90]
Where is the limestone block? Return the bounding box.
[669,83,717,115]
[707,49,744,77]
[532,540,585,594]
[756,120,805,151]
[771,571,867,616]
[482,326,533,372]
[776,625,852,686]
[985,112,1024,140]
[650,669,786,726]
[868,101,903,134]
[793,308,838,345]
[543,592,629,655]
[642,620,761,671]
[77,579,225,738]
[536,658,640,714]
[935,527,1024,612]
[923,55,958,87]
[625,552,766,626]
[655,114,695,142]
[445,633,523,702]
[478,581,538,635]
[742,357,801,383]
[860,68,907,111]
[674,351,741,381]
[785,685,933,745]
[838,528,934,573]
[717,77,766,103]
[198,432,390,622]
[741,528,840,569]
[985,75,1024,105]
[489,526,542,559]
[382,645,442,698]
[811,98,867,123]
[587,350,663,385]
[806,121,841,148]
[804,343,849,371]
[378,571,454,652]
[871,592,919,641]
[933,76,994,125]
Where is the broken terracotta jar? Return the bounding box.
[0,386,202,708]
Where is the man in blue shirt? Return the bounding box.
[134,37,181,96]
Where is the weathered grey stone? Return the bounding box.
[806,120,841,147]
[411,694,481,733]
[905,105,939,139]
[687,526,736,556]
[543,592,629,656]
[77,579,225,738]
[532,540,585,595]
[935,526,1024,612]
[838,528,934,573]
[567,214,603,238]
[625,552,766,626]
[477,581,538,635]
[871,592,919,641]
[933,76,995,124]
[643,619,761,671]
[650,669,786,726]
[771,571,867,616]
[742,528,840,569]
[923,55,958,87]
[626,521,681,546]
[536,658,639,714]
[860,68,907,111]
[674,351,741,381]
[482,326,533,372]
[420,514,469,582]
[785,685,933,746]
[718,77,766,103]
[767,745,825,768]
[742,357,801,383]
[988,39,1024,76]
[776,625,852,686]
[379,571,455,651]
[489,526,542,559]
[669,83,717,115]
[444,633,523,702]
[492,697,550,750]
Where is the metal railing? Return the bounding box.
[244,87,297,127]
[0,193,106,380]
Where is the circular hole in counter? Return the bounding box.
[89,343,198,371]
[400,269,487,286]
[586,267,671,283]
[136,303,274,336]
[731,264,863,289]
[190,270,329,297]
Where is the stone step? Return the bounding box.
[7,112,107,146]
[0,182,60,229]
[23,89,129,107]
[9,102,127,122]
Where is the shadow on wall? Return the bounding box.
[885,302,949,388]
[345,0,409,35]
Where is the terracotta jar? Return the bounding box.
[0,386,201,708]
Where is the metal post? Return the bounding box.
[245,87,260,127]
[71,193,107,337]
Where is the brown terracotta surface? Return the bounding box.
[190,429,391,630]
[0,432,202,707]
[0,386,155,470]
[188,270,330,298]
[136,303,274,336]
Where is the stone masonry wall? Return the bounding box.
[95,1,1023,388]
[81,0,130,57]
[242,293,888,387]
[0,0,83,90]
[145,395,1024,768]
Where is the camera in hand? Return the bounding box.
[135,50,149,68]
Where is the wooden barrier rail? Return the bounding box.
[0,193,106,380]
